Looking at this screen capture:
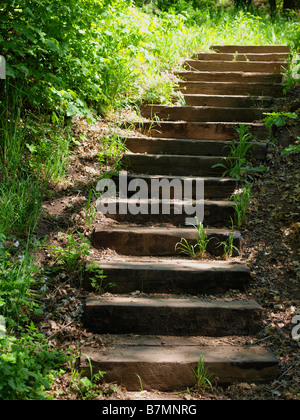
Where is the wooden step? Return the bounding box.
[81,340,278,390]
[83,296,263,336]
[178,81,283,96]
[111,174,238,199]
[195,53,289,62]
[129,121,269,141]
[99,198,234,227]
[211,45,290,54]
[184,59,287,73]
[141,105,264,122]
[122,153,224,176]
[92,226,242,256]
[175,71,283,83]
[123,137,267,159]
[183,94,272,108]
[83,259,251,294]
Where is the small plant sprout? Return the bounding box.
[194,219,213,258]
[69,354,106,400]
[175,218,213,259]
[135,374,144,392]
[175,237,198,258]
[85,262,116,294]
[192,356,214,392]
[217,220,240,259]
[232,185,252,229]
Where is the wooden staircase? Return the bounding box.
[80,45,289,392]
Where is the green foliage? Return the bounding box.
[0,238,40,323]
[232,185,252,228]
[263,112,298,128]
[192,356,214,392]
[175,219,213,259]
[0,0,201,117]
[0,324,69,400]
[217,221,240,259]
[49,233,91,275]
[175,237,198,258]
[212,125,267,182]
[98,135,128,174]
[2,1,299,119]
[85,263,117,294]
[69,354,106,400]
[0,88,72,236]
[281,140,300,155]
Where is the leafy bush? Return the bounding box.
[0,0,199,118]
[0,324,69,400]
[3,0,298,120]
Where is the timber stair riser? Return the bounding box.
[177,82,283,96]
[195,53,289,61]
[92,227,242,257]
[141,105,265,122]
[174,71,283,83]
[101,199,235,227]
[111,174,238,199]
[83,261,250,295]
[183,94,272,107]
[83,298,263,337]
[123,153,227,177]
[185,60,287,73]
[124,137,267,159]
[129,121,269,140]
[210,45,290,53]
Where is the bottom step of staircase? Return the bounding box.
[80,340,278,391]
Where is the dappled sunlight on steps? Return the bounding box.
[80,45,289,391]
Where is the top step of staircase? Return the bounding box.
[210,45,290,54]
[195,52,289,62]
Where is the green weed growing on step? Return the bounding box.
[135,374,144,392]
[232,185,252,229]
[175,237,198,258]
[192,356,214,392]
[175,219,213,259]
[217,220,240,259]
[85,262,117,294]
[194,220,213,258]
[212,125,267,182]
